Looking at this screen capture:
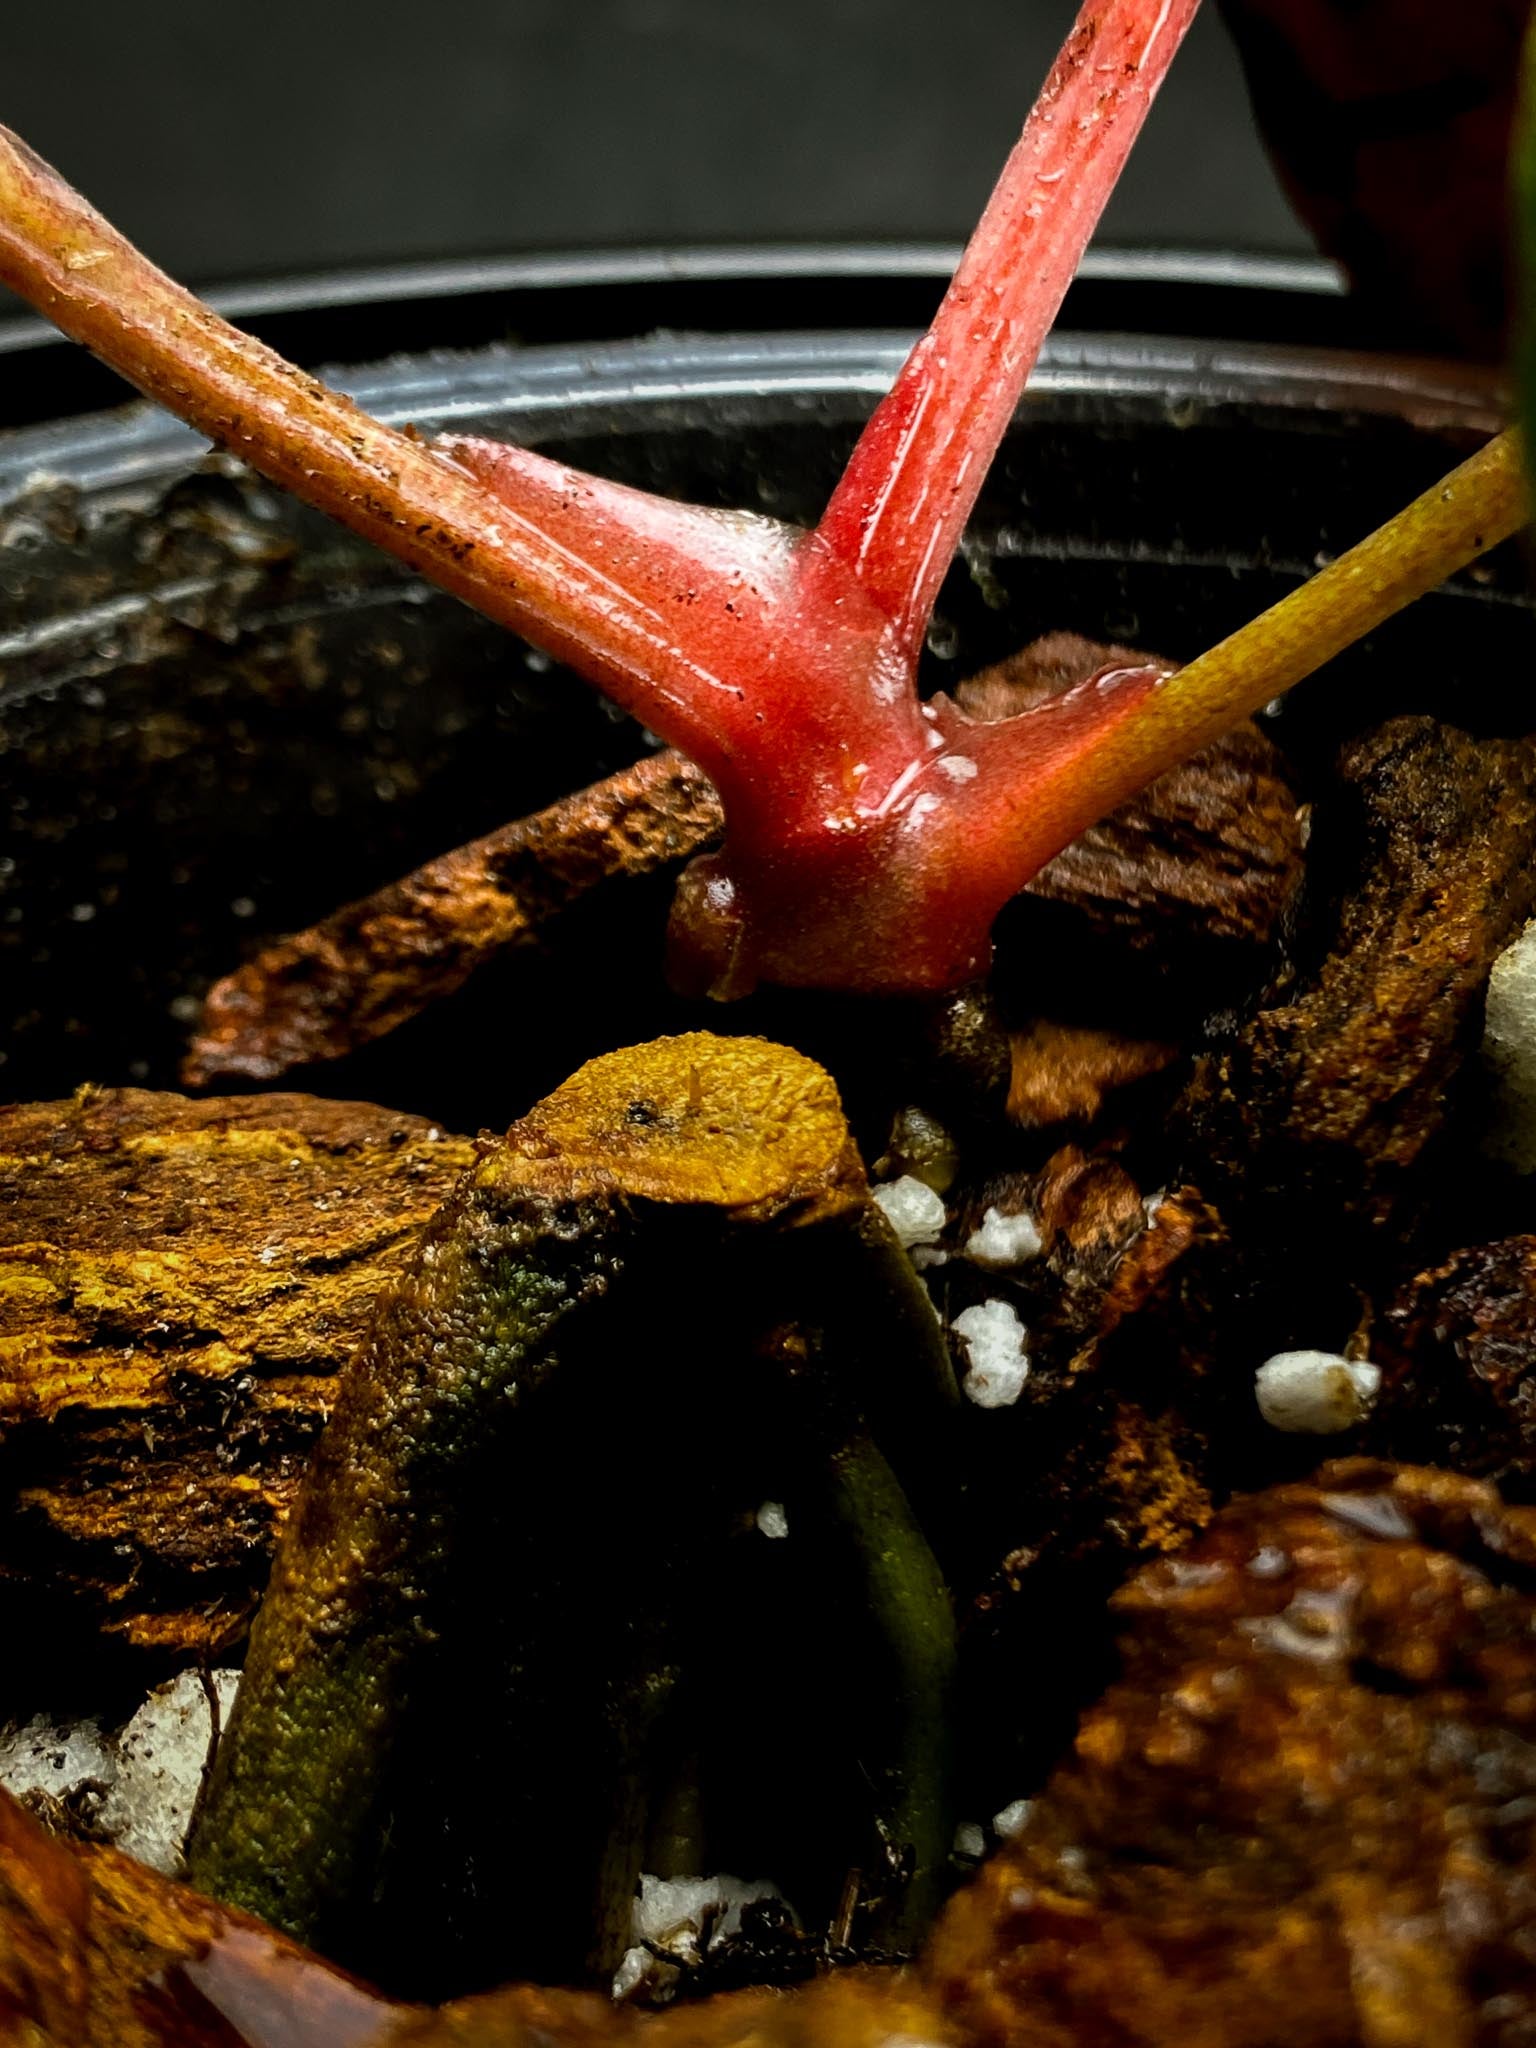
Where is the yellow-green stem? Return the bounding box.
[1144,430,1524,786]
[1019,429,1531,866]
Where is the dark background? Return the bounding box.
[4,1,1308,295]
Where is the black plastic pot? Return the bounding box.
[0,299,1529,1133]
[0,244,1364,432]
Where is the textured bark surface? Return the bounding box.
[183,749,724,1086]
[1368,1235,1536,1500]
[1180,717,1536,1236]
[1005,1018,1178,1130]
[962,632,1305,965]
[12,1463,1536,2046]
[932,1460,1536,2047]
[948,716,1536,1706]
[0,1088,474,1675]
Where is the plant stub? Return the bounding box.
[188,1033,957,1992]
[14,1461,1536,2045]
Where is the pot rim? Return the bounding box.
[0,325,1506,505]
[0,244,1348,360]
[0,245,1384,435]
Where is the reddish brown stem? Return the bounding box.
[0,130,792,786]
[817,0,1200,654]
[0,5,1285,1001]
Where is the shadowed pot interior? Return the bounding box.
[0,321,1527,1136]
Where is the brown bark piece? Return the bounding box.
[946,1144,1165,1362]
[1096,1184,1222,1339]
[931,1460,1536,2046]
[182,748,723,1086]
[961,632,1305,960]
[0,1088,474,1669]
[1181,716,1536,1233]
[1006,1019,1177,1130]
[0,1779,456,2048]
[1029,1145,1153,1336]
[1368,1235,1536,1499]
[953,1159,1219,1691]
[19,1462,1536,2043]
[1029,1177,1221,1560]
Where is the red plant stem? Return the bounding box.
[436,433,919,800]
[0,131,799,786]
[0,6,1271,1001]
[816,0,1200,655]
[0,1,1198,801]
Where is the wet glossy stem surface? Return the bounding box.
[0,2,1203,1000]
[816,0,1200,650]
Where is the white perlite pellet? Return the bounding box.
[0,1715,114,1810]
[756,1500,789,1541]
[613,1872,788,2001]
[993,1797,1033,1840]
[1483,917,1536,1172]
[100,1669,242,1873]
[964,1205,1042,1269]
[953,1821,987,1860]
[953,1299,1030,1408]
[873,1175,947,1251]
[1254,1351,1380,1434]
[612,1947,654,2003]
[632,1871,785,1949]
[0,1668,240,1876]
